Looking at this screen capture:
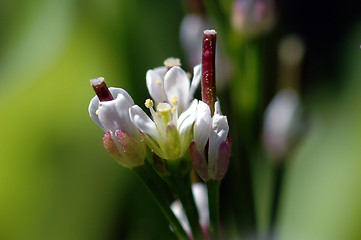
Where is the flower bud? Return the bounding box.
[103,130,145,168]
[262,90,302,161]
[190,100,231,181]
[231,0,276,37]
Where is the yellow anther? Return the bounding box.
[156,80,162,86]
[186,72,192,79]
[164,57,181,69]
[171,96,178,105]
[95,109,99,115]
[171,107,177,113]
[145,99,154,108]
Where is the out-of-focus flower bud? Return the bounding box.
[262,89,302,161]
[231,0,276,38]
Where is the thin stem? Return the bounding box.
[133,162,189,240]
[177,182,204,240]
[163,159,205,240]
[270,162,285,232]
[207,180,221,240]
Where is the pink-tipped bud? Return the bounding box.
[190,136,231,181]
[202,30,217,116]
[190,141,209,181]
[90,77,114,102]
[214,136,231,180]
[103,130,145,168]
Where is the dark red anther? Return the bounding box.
[90,77,114,102]
[201,30,217,116]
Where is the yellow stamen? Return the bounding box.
[171,107,177,113]
[164,57,181,69]
[95,109,99,115]
[171,96,178,105]
[156,80,162,86]
[145,99,154,108]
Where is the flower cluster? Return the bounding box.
[89,54,230,179]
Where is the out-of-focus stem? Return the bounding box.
[207,180,221,240]
[133,161,189,240]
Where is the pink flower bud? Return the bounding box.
[103,130,145,168]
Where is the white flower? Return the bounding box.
[190,100,231,181]
[146,60,201,115]
[129,61,201,160]
[89,82,145,168]
[130,99,198,160]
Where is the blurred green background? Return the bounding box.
[0,0,361,239]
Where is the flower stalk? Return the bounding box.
[156,158,205,240]
[133,160,189,240]
[206,180,221,240]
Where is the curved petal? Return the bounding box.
[190,141,209,181]
[208,115,229,175]
[193,101,212,153]
[188,64,202,101]
[129,105,161,141]
[146,67,168,103]
[178,99,198,136]
[164,66,190,113]
[98,94,135,135]
[88,95,105,131]
[192,183,209,228]
[214,98,222,115]
[109,87,134,105]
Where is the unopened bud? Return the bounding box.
[190,135,231,181]
[103,130,145,168]
[231,0,276,37]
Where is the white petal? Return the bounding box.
[109,87,134,105]
[146,67,168,103]
[129,105,161,141]
[178,99,198,136]
[164,66,190,113]
[192,183,209,228]
[89,87,133,133]
[98,94,135,136]
[193,101,212,152]
[208,115,229,174]
[88,96,105,131]
[188,64,202,101]
[171,201,191,235]
[214,98,222,115]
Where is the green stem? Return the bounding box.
[177,182,204,240]
[133,162,189,240]
[207,180,221,240]
[162,159,204,240]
